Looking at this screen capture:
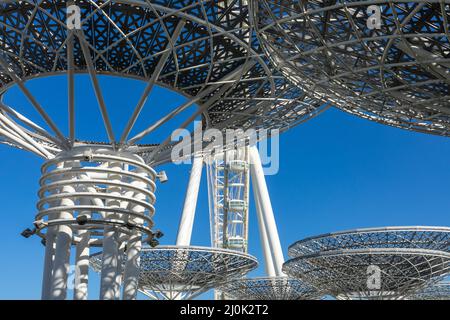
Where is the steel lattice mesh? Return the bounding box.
[251,0,450,136]
[288,226,450,258]
[0,0,327,160]
[284,227,450,299]
[90,246,258,300]
[283,248,450,300]
[220,276,320,300]
[410,281,450,300]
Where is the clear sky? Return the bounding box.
[0,75,449,299]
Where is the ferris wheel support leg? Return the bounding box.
[100,161,122,300]
[176,155,204,246]
[253,186,276,277]
[73,196,91,300]
[249,146,285,277]
[122,169,147,300]
[49,183,75,299]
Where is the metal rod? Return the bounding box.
[176,155,204,246]
[67,30,76,144]
[76,30,116,144]
[0,58,69,149]
[120,21,186,144]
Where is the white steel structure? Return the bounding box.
[90,246,258,300]
[284,227,450,300]
[90,156,258,300]
[410,281,450,300]
[0,1,327,300]
[207,145,306,300]
[207,148,250,253]
[207,147,250,299]
[220,277,320,300]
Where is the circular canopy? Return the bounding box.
[283,248,450,300]
[288,226,450,258]
[251,0,450,136]
[410,281,450,300]
[90,246,258,300]
[0,0,326,163]
[220,276,320,300]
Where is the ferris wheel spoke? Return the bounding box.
[0,57,69,150]
[120,20,186,145]
[76,30,116,145]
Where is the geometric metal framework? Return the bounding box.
[90,246,258,300]
[207,147,250,253]
[0,0,327,164]
[410,281,450,300]
[219,276,320,300]
[251,1,450,136]
[284,227,450,300]
[288,226,450,257]
[206,147,250,300]
[0,1,326,300]
[284,248,450,300]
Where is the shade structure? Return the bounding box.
[284,227,450,300]
[284,248,450,300]
[219,276,320,300]
[0,0,326,300]
[251,0,450,136]
[288,226,450,258]
[410,281,450,300]
[91,246,258,300]
[0,0,327,164]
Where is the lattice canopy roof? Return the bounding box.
[90,246,258,300]
[288,226,450,258]
[251,0,450,136]
[283,248,450,300]
[220,276,320,300]
[0,0,326,163]
[410,281,450,300]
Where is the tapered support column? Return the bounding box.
[249,146,284,276]
[41,163,63,300]
[253,187,276,277]
[176,155,203,246]
[41,224,56,300]
[73,196,90,300]
[100,161,122,300]
[49,178,75,299]
[122,169,146,300]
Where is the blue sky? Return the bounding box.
[0,75,449,299]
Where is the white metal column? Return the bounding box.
[176,155,203,246]
[49,162,75,299]
[249,146,285,276]
[73,196,90,300]
[100,161,122,300]
[122,168,146,300]
[253,187,276,277]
